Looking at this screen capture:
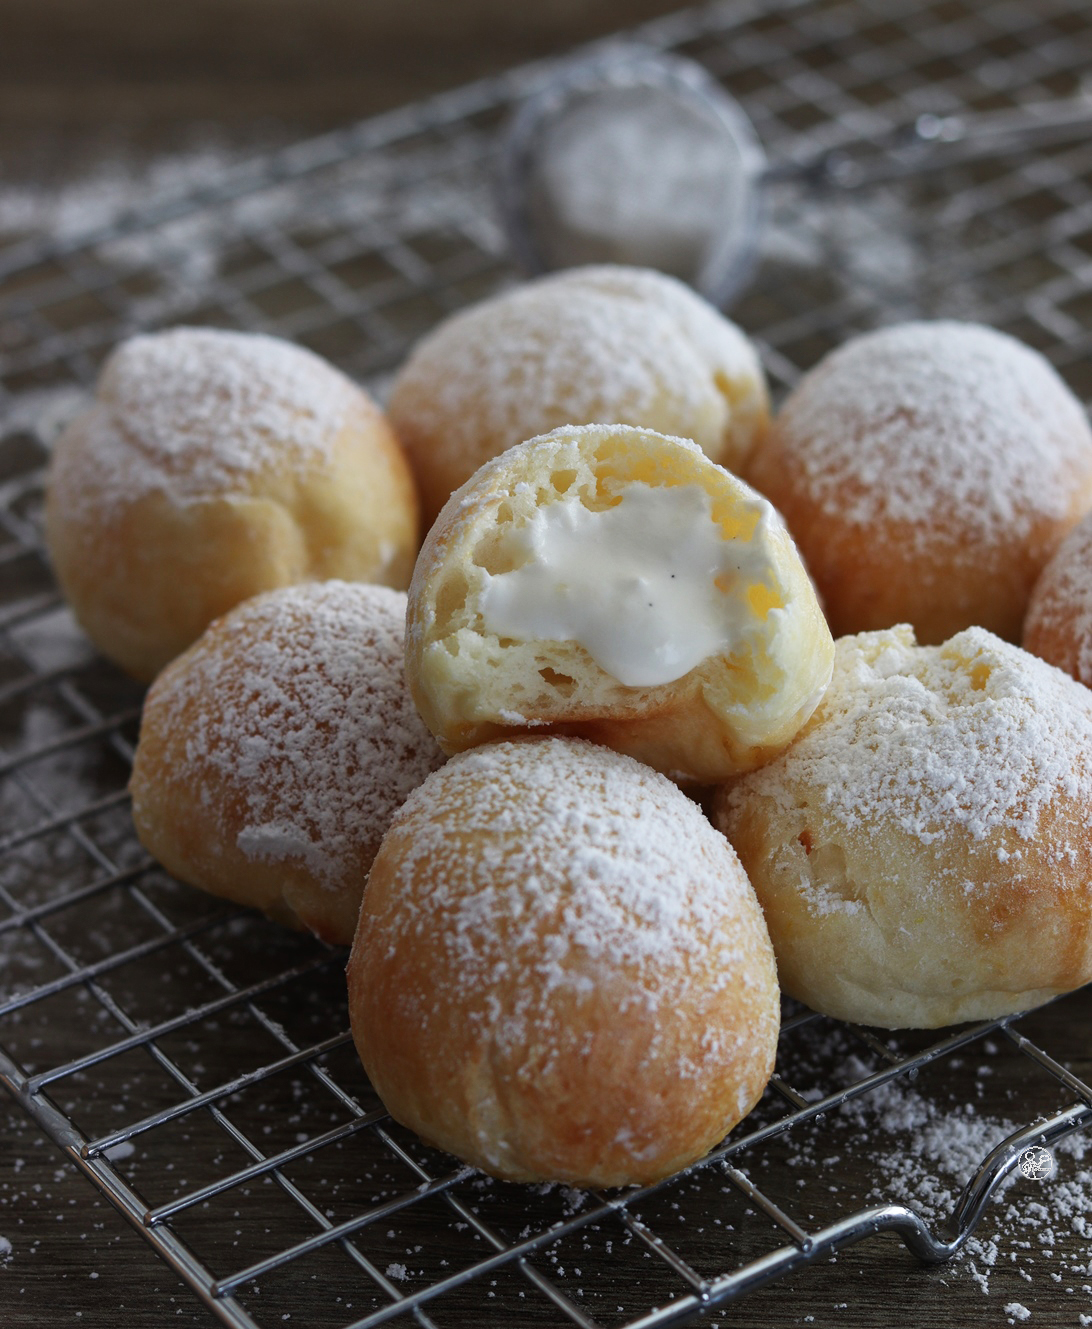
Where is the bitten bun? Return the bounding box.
[1023,510,1092,686]
[387,264,769,526]
[130,582,444,944]
[714,625,1092,1029]
[348,737,780,1187]
[46,327,420,681]
[405,423,834,785]
[746,321,1092,645]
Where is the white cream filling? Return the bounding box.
[478,482,778,687]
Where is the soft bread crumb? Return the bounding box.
[407,423,833,784]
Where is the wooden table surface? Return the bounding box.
[0,0,696,181]
[3,1,1092,1325]
[4,993,1092,1328]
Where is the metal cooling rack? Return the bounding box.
[3,0,1092,1324]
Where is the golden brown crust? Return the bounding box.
[387,264,769,527]
[45,329,419,682]
[749,436,1078,645]
[746,321,1092,645]
[130,582,444,944]
[714,626,1092,1028]
[405,423,834,785]
[348,737,780,1186]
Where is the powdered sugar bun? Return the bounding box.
[349,736,780,1186]
[714,625,1092,1029]
[130,582,444,945]
[387,264,768,527]
[405,423,834,785]
[746,321,1092,645]
[1023,511,1092,686]
[46,327,420,682]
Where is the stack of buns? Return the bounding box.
[43,264,1092,1188]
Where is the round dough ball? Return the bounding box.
[746,321,1092,645]
[349,736,780,1186]
[713,624,1092,1029]
[46,327,420,681]
[130,581,444,945]
[387,264,769,526]
[1023,511,1092,686]
[405,423,833,785]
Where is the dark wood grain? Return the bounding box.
[0,0,693,181]
[4,961,1091,1327]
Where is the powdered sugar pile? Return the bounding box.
[152,581,444,884]
[774,321,1092,547]
[730,624,1092,856]
[854,1075,1092,1301]
[833,1052,1020,1209]
[782,1030,1092,1303]
[76,326,360,508]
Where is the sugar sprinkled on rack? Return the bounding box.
[781,1024,1092,1300]
[0,146,244,243]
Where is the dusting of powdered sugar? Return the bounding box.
[780,1027,1092,1302]
[728,624,1092,850]
[1024,512,1092,686]
[773,321,1092,544]
[65,326,362,511]
[561,265,762,384]
[381,737,776,1067]
[389,264,762,476]
[151,581,444,884]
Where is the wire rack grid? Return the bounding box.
[3,0,1092,1325]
